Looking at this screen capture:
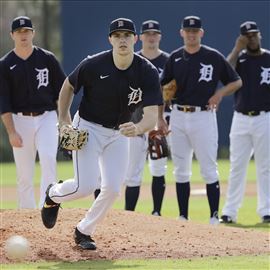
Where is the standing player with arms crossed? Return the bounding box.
[125,20,169,216]
[220,21,270,224]
[41,18,162,250]
[161,16,242,224]
[0,16,66,209]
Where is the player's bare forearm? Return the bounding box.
[58,78,74,127]
[208,79,242,110]
[1,113,23,147]
[227,35,248,68]
[136,105,158,134]
[119,105,158,137]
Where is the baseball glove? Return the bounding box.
[162,79,177,102]
[148,130,169,160]
[59,124,89,151]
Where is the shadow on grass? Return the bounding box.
[37,260,143,270]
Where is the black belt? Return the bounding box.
[17,111,45,116]
[175,105,207,112]
[238,110,269,116]
[101,124,119,130]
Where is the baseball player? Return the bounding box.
[125,20,170,216]
[160,16,242,224]
[220,21,270,224]
[0,16,66,209]
[41,18,163,250]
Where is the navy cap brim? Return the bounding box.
[141,29,161,34]
[109,29,136,35]
[12,26,33,32]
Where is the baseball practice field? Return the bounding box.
[1,160,269,269]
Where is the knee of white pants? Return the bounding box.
[174,171,191,183]
[201,172,219,184]
[101,186,121,199]
[175,178,190,184]
[149,158,167,177]
[125,178,141,187]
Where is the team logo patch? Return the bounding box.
[35,68,49,89]
[260,67,270,85]
[148,22,154,28]
[189,19,195,25]
[198,63,213,82]
[128,86,142,105]
[118,20,124,27]
[20,19,25,26]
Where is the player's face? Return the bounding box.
[11,28,34,48]
[245,32,261,53]
[109,31,137,56]
[180,28,204,47]
[140,31,161,50]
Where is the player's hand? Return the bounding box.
[119,122,141,137]
[235,35,248,51]
[157,118,170,135]
[207,91,223,111]
[8,131,23,147]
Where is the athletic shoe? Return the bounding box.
[178,215,189,222]
[74,227,96,250]
[152,211,161,216]
[209,216,220,225]
[219,215,236,224]
[41,181,62,229]
[262,215,270,223]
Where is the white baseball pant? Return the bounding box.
[222,111,270,219]
[49,113,129,235]
[12,111,58,208]
[170,107,219,184]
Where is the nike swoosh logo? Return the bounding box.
[239,59,246,63]
[175,57,182,62]
[100,75,109,79]
[10,64,17,70]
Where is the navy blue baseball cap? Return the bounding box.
[141,20,161,34]
[182,16,202,29]
[109,18,136,36]
[11,16,33,32]
[240,21,259,35]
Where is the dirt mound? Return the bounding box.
[0,209,269,263]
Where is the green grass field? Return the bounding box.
[1,160,269,270]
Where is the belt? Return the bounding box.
[101,124,119,130]
[175,105,207,113]
[17,111,45,117]
[239,110,269,116]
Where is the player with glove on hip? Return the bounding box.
[40,18,163,250]
[161,16,242,225]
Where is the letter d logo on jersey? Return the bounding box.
[128,86,142,105]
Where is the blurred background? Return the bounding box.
[1,0,269,161]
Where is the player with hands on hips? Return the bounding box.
[40,18,162,250]
[124,20,170,216]
[0,16,66,209]
[161,16,242,225]
[220,21,270,224]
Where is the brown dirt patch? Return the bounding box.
[0,209,269,263]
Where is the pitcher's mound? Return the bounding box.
[0,209,269,263]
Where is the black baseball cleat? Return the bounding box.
[219,215,236,224]
[262,215,270,223]
[74,227,96,250]
[41,181,62,229]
